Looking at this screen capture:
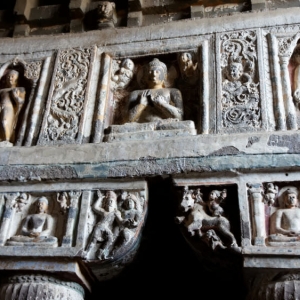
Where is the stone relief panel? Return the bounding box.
[38,47,95,145]
[104,53,200,142]
[0,57,46,146]
[218,30,262,133]
[0,190,81,247]
[248,181,300,247]
[175,185,241,254]
[83,189,147,261]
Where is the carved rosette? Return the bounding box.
[220,30,261,131]
[41,48,92,143]
[0,274,84,300]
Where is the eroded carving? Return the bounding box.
[176,187,240,252]
[220,31,261,130]
[0,70,26,144]
[6,196,58,247]
[96,1,117,29]
[111,58,135,90]
[57,191,70,214]
[264,182,279,206]
[12,192,30,212]
[40,48,92,144]
[178,52,199,85]
[84,190,146,261]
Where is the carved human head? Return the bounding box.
[124,193,137,210]
[6,70,19,87]
[122,59,134,71]
[180,53,193,68]
[97,1,115,19]
[36,197,48,213]
[209,190,221,200]
[105,190,117,211]
[283,189,298,208]
[147,58,167,88]
[226,62,243,81]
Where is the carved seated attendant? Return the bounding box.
[6,197,58,247]
[127,58,183,123]
[269,188,300,243]
[0,70,26,143]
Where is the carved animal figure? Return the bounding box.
[176,188,238,249]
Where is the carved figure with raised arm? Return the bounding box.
[84,190,123,260]
[6,197,58,247]
[0,70,26,143]
[127,58,183,123]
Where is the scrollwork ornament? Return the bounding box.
[42,48,92,143]
[220,30,261,130]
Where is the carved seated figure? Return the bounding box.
[0,70,26,144]
[104,58,196,142]
[6,197,58,247]
[127,58,183,123]
[268,188,300,244]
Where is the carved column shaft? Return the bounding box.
[24,57,52,146]
[92,53,112,143]
[200,39,209,134]
[280,55,297,130]
[248,185,265,246]
[268,34,286,131]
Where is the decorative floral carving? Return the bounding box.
[220,30,261,130]
[24,61,42,81]
[277,37,295,57]
[42,48,92,143]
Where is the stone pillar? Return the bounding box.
[279,55,297,130]
[267,34,286,131]
[0,274,85,300]
[247,183,266,246]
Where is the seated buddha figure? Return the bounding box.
[6,197,58,247]
[269,188,300,244]
[126,58,184,123]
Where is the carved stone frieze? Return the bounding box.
[83,189,147,261]
[248,181,300,247]
[175,186,240,253]
[220,30,261,132]
[38,47,93,144]
[0,190,81,247]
